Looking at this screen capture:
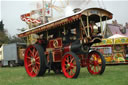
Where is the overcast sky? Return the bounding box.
[1,0,128,36]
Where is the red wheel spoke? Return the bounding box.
[33,48,37,58]
[70,69,74,76]
[27,56,31,60]
[34,51,38,57]
[33,68,36,74]
[36,62,40,65]
[29,49,34,57]
[28,63,32,67]
[34,69,37,74]
[66,67,70,71]
[66,59,69,63]
[33,67,36,74]
[35,57,40,60]
[33,48,36,54]
[71,65,75,68]
[30,65,38,75]
[33,66,38,74]
[97,65,101,71]
[36,66,39,70]
[71,64,76,68]
[30,67,34,73]
[70,57,74,63]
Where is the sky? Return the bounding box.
[0,0,128,36]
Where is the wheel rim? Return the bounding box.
[87,52,102,75]
[24,45,40,77]
[62,54,77,78]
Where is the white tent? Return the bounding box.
[108,34,127,39]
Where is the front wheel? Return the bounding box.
[87,51,106,75]
[61,52,80,78]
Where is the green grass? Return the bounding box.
[0,65,128,85]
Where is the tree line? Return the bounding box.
[0,21,26,46]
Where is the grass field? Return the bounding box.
[0,65,128,85]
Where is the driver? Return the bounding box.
[90,21,101,35]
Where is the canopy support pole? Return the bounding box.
[87,15,90,38]
[80,17,88,37]
[100,16,103,35]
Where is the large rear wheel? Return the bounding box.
[61,52,80,78]
[24,44,46,77]
[87,51,106,75]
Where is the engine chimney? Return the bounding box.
[73,8,81,13]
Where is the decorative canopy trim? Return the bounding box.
[18,8,113,38]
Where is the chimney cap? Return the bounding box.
[73,8,81,13]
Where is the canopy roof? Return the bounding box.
[18,8,113,38]
[108,34,127,39]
